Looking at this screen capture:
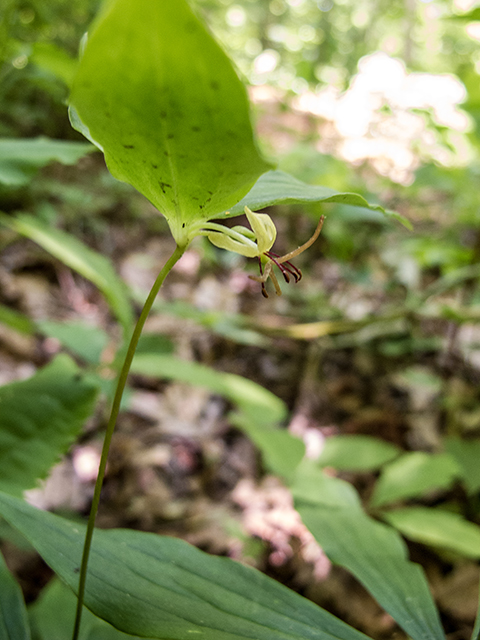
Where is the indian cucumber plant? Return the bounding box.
[0,1,472,640]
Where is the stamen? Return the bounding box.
[249,215,325,297]
[269,269,282,296]
[258,257,268,298]
[282,260,302,282]
[266,253,291,283]
[265,251,303,283]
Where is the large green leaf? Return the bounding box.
[293,462,445,640]
[223,171,412,229]
[1,214,133,333]
[370,452,461,507]
[0,138,93,187]
[0,552,31,640]
[130,353,303,477]
[0,492,370,640]
[29,579,144,640]
[70,0,272,245]
[0,355,99,495]
[383,507,480,559]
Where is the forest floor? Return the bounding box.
[1,90,479,640]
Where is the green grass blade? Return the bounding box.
[1,213,133,333]
[0,138,93,187]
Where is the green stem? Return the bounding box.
[72,243,187,640]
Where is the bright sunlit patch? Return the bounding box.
[454,0,477,10]
[254,49,280,74]
[292,51,473,184]
[73,446,101,482]
[12,55,28,69]
[466,22,480,41]
[268,24,288,43]
[317,0,333,11]
[226,5,246,27]
[299,24,317,42]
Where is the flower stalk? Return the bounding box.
[72,243,187,640]
[72,206,323,639]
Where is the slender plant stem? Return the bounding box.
[72,243,187,640]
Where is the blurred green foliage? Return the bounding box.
[0,0,98,136]
[198,0,480,89]
[3,0,479,133]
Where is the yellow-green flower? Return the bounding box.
[196,206,325,298]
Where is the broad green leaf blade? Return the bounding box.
[29,579,144,640]
[1,214,133,333]
[0,138,93,187]
[317,435,400,471]
[223,171,412,229]
[70,0,272,245]
[0,492,371,640]
[299,505,445,640]
[293,462,445,640]
[371,452,461,508]
[131,353,301,476]
[0,552,31,640]
[383,507,480,560]
[0,355,99,495]
[444,437,480,494]
[37,320,109,365]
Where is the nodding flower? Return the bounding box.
[195,206,324,298]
